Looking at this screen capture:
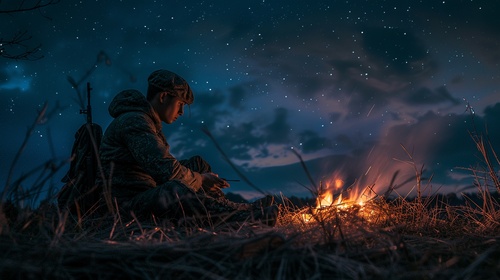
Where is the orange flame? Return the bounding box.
[302,175,377,223]
[316,178,345,208]
[317,190,333,208]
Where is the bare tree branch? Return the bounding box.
[0,0,59,14]
[0,0,60,60]
[0,30,43,60]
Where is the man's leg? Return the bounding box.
[177,156,278,225]
[123,180,257,225]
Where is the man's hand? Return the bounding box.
[201,172,230,193]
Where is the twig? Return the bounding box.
[201,127,267,195]
[3,102,48,201]
[290,148,318,193]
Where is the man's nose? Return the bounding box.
[178,106,184,115]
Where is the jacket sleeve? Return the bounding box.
[120,113,203,192]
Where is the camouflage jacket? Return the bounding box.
[98,89,202,197]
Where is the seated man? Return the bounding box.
[97,69,277,226]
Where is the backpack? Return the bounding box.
[57,82,104,217]
[58,123,103,217]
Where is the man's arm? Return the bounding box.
[121,113,203,191]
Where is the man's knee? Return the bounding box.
[156,180,194,206]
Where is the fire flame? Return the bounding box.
[302,176,375,223]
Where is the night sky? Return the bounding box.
[1,0,500,201]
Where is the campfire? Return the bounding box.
[301,176,378,223]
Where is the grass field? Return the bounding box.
[1,171,499,279]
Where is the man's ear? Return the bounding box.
[159,92,168,103]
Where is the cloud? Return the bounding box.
[362,104,500,193]
[263,107,290,144]
[362,27,428,76]
[218,107,292,161]
[298,130,333,153]
[334,134,354,150]
[329,112,342,123]
[226,122,262,160]
[0,65,32,92]
[196,6,472,132]
[382,111,472,162]
[227,85,247,110]
[402,86,461,106]
[188,89,231,130]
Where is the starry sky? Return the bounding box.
[1,0,500,201]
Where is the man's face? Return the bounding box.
[160,94,185,124]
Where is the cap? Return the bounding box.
[147,69,194,104]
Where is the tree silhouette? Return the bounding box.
[0,0,60,60]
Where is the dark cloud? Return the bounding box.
[255,147,271,159]
[334,134,354,150]
[326,28,440,118]
[192,90,227,113]
[229,145,253,161]
[226,122,261,160]
[176,106,293,163]
[482,103,500,140]
[263,107,290,144]
[402,86,461,106]
[450,76,464,85]
[420,0,500,33]
[329,112,341,123]
[372,106,500,189]
[475,35,500,65]
[227,85,247,110]
[298,130,332,153]
[346,90,389,119]
[190,90,229,128]
[227,122,259,144]
[384,111,472,161]
[363,27,428,75]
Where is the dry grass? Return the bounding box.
[1,186,499,279]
